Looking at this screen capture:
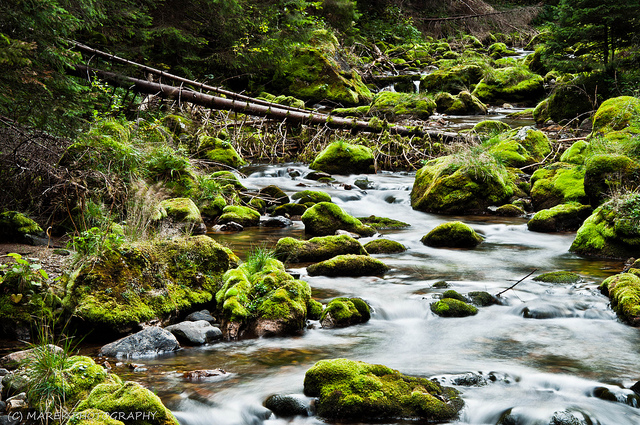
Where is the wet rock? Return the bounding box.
[528,203,592,233]
[310,141,375,175]
[260,216,293,228]
[307,254,388,277]
[550,410,589,425]
[468,291,500,306]
[357,215,411,230]
[533,271,582,284]
[273,203,308,218]
[264,394,311,417]
[302,202,375,237]
[369,92,436,121]
[592,386,640,406]
[274,234,366,263]
[320,297,370,328]
[303,358,463,421]
[434,372,489,387]
[531,163,588,210]
[185,310,216,323]
[0,345,63,369]
[354,178,374,190]
[213,221,244,232]
[218,206,260,227]
[363,239,406,254]
[521,302,576,319]
[258,185,290,207]
[291,190,332,204]
[0,415,20,425]
[432,280,449,288]
[495,204,525,217]
[421,221,483,248]
[99,327,180,358]
[165,320,222,345]
[183,369,228,381]
[431,298,478,317]
[152,198,206,236]
[305,171,332,181]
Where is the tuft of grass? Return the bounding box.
[122,181,166,242]
[444,141,510,184]
[244,246,276,277]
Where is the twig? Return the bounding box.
[495,269,537,297]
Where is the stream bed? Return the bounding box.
[114,165,640,425]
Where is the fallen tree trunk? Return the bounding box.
[70,64,464,142]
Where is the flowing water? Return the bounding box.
[114,165,640,425]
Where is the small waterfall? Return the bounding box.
[413,79,420,93]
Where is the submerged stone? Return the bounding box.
[533,271,582,284]
[303,358,463,421]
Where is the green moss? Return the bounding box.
[307,254,389,277]
[303,358,463,421]
[370,92,436,121]
[599,273,640,325]
[210,171,246,190]
[307,299,324,320]
[592,96,640,135]
[320,297,370,328]
[310,141,375,175]
[70,408,126,425]
[274,235,367,263]
[75,381,179,425]
[421,221,483,248]
[472,120,511,137]
[430,298,478,317]
[356,216,410,229]
[486,127,551,168]
[488,42,516,59]
[302,202,375,236]
[560,140,590,165]
[153,198,202,223]
[291,190,332,204]
[65,235,229,333]
[273,203,308,217]
[527,202,592,232]
[584,154,640,205]
[420,64,484,93]
[533,271,582,283]
[218,205,260,227]
[532,98,550,124]
[495,204,525,216]
[363,239,406,254]
[530,163,587,210]
[0,211,43,242]
[472,67,544,104]
[442,290,467,302]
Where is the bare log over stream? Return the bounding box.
[69,64,464,142]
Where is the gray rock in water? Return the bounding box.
[264,394,311,417]
[165,320,222,345]
[550,410,589,425]
[213,222,244,232]
[261,216,293,228]
[185,310,216,323]
[99,327,180,358]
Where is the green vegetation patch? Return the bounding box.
[527,202,592,233]
[218,205,261,227]
[370,92,436,121]
[0,211,43,242]
[310,141,375,175]
[303,358,463,421]
[363,239,406,254]
[530,163,588,210]
[274,235,367,263]
[320,297,370,328]
[533,271,582,284]
[600,273,640,325]
[357,216,410,230]
[302,202,375,236]
[430,298,478,317]
[421,221,483,248]
[307,254,389,277]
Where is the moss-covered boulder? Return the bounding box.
[472,120,511,137]
[485,126,551,168]
[0,211,43,243]
[599,273,640,325]
[472,67,544,104]
[488,42,516,59]
[434,91,487,115]
[356,216,410,229]
[75,381,179,425]
[218,205,261,227]
[4,354,111,411]
[274,235,366,263]
[591,96,640,135]
[584,154,640,206]
[532,97,550,124]
[410,156,518,215]
[527,203,593,232]
[215,257,311,339]
[533,271,582,284]
[71,408,127,425]
[152,198,206,235]
[530,163,588,210]
[282,36,372,106]
[307,299,324,320]
[198,136,247,169]
[64,235,230,335]
[291,190,332,204]
[570,193,640,259]
[495,204,525,216]
[560,140,590,165]
[430,298,478,317]
[543,72,607,124]
[303,358,463,421]
[258,185,290,207]
[420,64,484,94]
[320,297,370,328]
[301,202,375,236]
[273,203,308,217]
[369,92,436,121]
[210,170,246,190]
[421,221,483,248]
[309,141,375,175]
[363,239,406,254]
[307,254,389,277]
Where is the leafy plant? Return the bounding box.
[145,146,192,182]
[244,246,276,277]
[67,227,124,264]
[0,253,48,294]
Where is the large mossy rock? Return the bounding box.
[0,211,43,243]
[472,67,544,104]
[301,202,375,236]
[600,273,640,326]
[215,258,311,339]
[210,170,246,190]
[410,156,517,214]
[307,254,389,277]
[533,271,582,284]
[152,198,206,236]
[75,381,179,425]
[357,216,410,230]
[485,127,551,168]
[570,193,640,259]
[320,297,370,328]
[218,205,261,227]
[560,140,590,165]
[291,190,332,204]
[420,64,483,94]
[591,96,640,135]
[434,91,487,115]
[274,235,366,263]
[421,221,483,248]
[363,239,406,254]
[310,141,375,175]
[64,235,230,335]
[282,33,372,106]
[584,154,640,206]
[303,358,463,421]
[527,203,593,232]
[198,136,247,169]
[369,92,436,121]
[472,120,511,137]
[430,298,478,317]
[530,163,588,210]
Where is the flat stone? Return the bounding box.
[99,327,180,358]
[165,320,222,345]
[261,216,293,228]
